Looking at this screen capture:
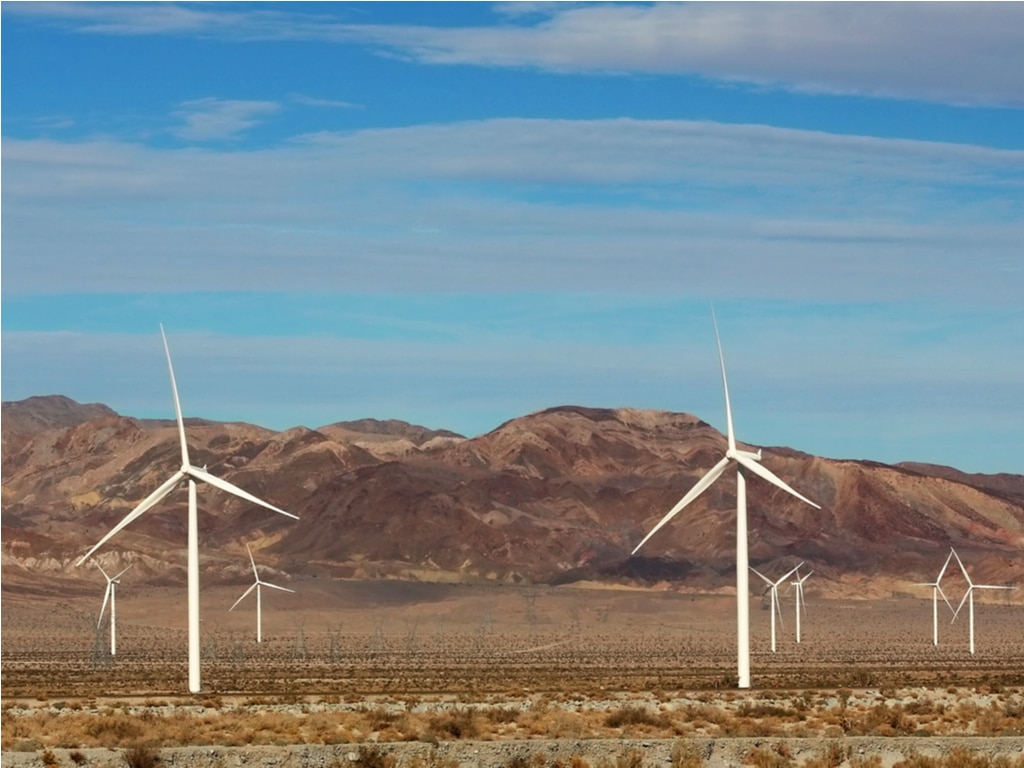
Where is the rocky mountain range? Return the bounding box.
[2,396,1022,599]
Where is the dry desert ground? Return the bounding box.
[2,581,1023,767]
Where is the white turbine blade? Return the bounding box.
[96,563,112,582]
[230,582,258,612]
[259,581,295,594]
[950,547,972,587]
[112,564,133,581]
[734,454,820,509]
[98,584,112,628]
[935,549,954,583]
[711,307,737,453]
[775,563,803,587]
[749,567,773,587]
[189,466,299,520]
[975,584,1015,591]
[161,325,190,469]
[631,456,730,554]
[952,587,972,622]
[936,585,954,612]
[76,471,185,566]
[246,543,258,578]
[773,588,785,628]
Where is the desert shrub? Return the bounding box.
[40,749,60,768]
[425,708,478,740]
[356,745,396,768]
[612,749,644,768]
[483,706,521,724]
[362,706,401,731]
[123,744,160,768]
[670,739,706,768]
[889,749,1024,768]
[802,742,848,768]
[603,705,670,729]
[742,744,794,768]
[404,750,460,768]
[70,752,88,766]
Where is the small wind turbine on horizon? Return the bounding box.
[791,567,812,644]
[96,563,132,657]
[950,549,1014,654]
[913,548,955,647]
[76,325,299,693]
[750,563,802,653]
[230,543,295,643]
[631,309,821,689]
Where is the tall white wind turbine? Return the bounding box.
[913,549,955,646]
[791,567,813,644]
[97,563,132,656]
[631,310,821,688]
[950,549,1014,654]
[76,326,299,693]
[230,543,295,643]
[750,563,802,652]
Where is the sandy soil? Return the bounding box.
[4,737,1024,768]
[2,581,1022,766]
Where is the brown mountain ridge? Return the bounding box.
[2,396,1021,599]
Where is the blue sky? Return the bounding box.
[2,2,1022,474]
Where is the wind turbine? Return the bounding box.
[791,567,813,644]
[950,549,1014,654]
[913,548,955,646]
[230,543,295,643]
[96,563,132,656]
[750,563,802,652]
[631,310,820,688]
[76,326,299,693]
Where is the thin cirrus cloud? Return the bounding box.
[172,97,281,141]
[2,117,1021,303]
[7,3,1024,107]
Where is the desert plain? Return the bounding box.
[2,580,1022,767]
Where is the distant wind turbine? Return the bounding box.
[230,543,295,643]
[632,310,821,688]
[791,567,813,644]
[97,563,132,656]
[750,563,802,652]
[950,549,1014,654]
[76,325,299,693]
[913,549,955,646]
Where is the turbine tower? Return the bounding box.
[230,543,295,643]
[632,310,821,688]
[791,567,813,644]
[750,563,802,652]
[950,549,1014,654]
[97,563,132,656]
[913,548,955,646]
[76,326,299,693]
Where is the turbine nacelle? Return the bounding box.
[726,448,763,462]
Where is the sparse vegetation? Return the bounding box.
[123,744,160,768]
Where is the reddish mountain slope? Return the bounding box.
[2,397,1021,597]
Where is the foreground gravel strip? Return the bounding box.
[5,736,1024,768]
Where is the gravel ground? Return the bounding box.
[5,736,1024,768]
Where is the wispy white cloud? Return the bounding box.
[3,118,1021,301]
[8,3,1024,106]
[172,97,280,142]
[289,93,362,110]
